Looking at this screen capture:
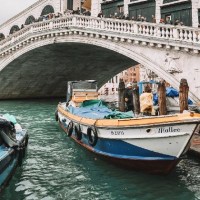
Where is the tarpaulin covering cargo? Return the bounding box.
[68,100,134,119]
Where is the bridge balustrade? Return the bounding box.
[1,15,200,55]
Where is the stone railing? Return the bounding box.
[1,15,200,54]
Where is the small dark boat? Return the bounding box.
[0,114,28,192]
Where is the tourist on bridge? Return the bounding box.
[165,16,172,25]
[151,15,156,23]
[97,10,103,18]
[124,83,134,112]
[137,15,142,21]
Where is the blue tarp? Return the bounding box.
[153,87,193,105]
[68,100,134,119]
[166,87,179,97]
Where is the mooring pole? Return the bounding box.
[158,80,167,115]
[132,82,140,114]
[179,78,189,113]
[118,79,125,112]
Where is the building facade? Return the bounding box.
[98,64,140,96]
[90,0,200,27]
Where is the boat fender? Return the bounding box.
[18,147,23,166]
[87,126,98,147]
[24,133,29,147]
[55,110,58,121]
[74,124,82,140]
[67,121,74,137]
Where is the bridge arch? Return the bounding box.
[25,15,36,25]
[0,35,191,101]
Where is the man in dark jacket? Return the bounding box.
[124,83,134,112]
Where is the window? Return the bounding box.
[25,15,36,25]
[41,5,54,16]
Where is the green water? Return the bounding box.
[0,99,200,200]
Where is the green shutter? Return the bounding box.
[128,1,155,22]
[101,0,124,18]
[161,2,192,26]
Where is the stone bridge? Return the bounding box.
[0,15,200,102]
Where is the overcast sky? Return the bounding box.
[0,0,38,24]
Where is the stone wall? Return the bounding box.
[91,0,102,17]
[73,0,81,10]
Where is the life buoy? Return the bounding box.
[67,121,73,137]
[55,110,58,121]
[87,126,98,147]
[74,125,82,140]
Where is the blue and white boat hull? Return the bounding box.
[57,103,200,174]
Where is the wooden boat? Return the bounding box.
[56,80,200,174]
[0,114,28,192]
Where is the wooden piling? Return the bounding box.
[158,80,167,115]
[179,78,189,113]
[132,82,140,114]
[118,79,125,112]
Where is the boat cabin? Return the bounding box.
[66,80,98,106]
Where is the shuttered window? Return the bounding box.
[161,2,192,26]
[67,0,73,10]
[128,1,155,22]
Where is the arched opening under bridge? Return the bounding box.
[0,43,137,99]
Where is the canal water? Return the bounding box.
[0,99,200,200]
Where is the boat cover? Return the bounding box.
[2,114,17,124]
[166,87,179,97]
[68,100,134,119]
[153,87,193,105]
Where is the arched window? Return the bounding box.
[25,15,36,25]
[0,33,5,41]
[41,5,54,16]
[10,25,20,34]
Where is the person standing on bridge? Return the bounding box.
[97,10,103,18]
[124,83,134,112]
